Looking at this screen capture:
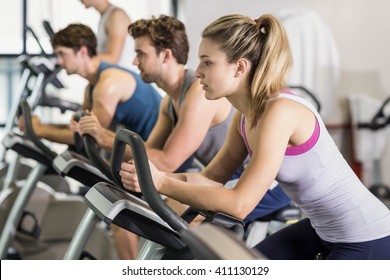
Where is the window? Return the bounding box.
[0,0,173,55]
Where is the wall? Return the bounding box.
[180,0,390,119]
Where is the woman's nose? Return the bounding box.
[195,64,203,78]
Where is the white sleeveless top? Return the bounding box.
[242,92,390,243]
[96,5,137,71]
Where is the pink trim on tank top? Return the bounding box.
[241,88,320,156]
[285,118,320,156]
[241,117,320,157]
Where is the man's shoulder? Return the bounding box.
[99,64,133,79]
[95,67,134,91]
[182,79,203,101]
[107,6,131,23]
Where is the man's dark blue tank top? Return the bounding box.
[90,62,161,140]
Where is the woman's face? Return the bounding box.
[195,38,239,100]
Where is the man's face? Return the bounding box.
[133,35,164,83]
[54,46,81,75]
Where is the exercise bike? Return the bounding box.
[181,223,266,260]
[63,127,246,260]
[0,26,80,191]
[0,101,116,259]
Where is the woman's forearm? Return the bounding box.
[167,172,223,186]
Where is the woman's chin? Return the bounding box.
[204,90,217,100]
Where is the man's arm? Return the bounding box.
[89,70,130,129]
[77,112,117,151]
[36,124,75,145]
[79,80,229,172]
[81,84,92,111]
[97,8,132,64]
[79,94,171,161]
[19,115,75,145]
[145,96,174,150]
[77,71,136,156]
[145,80,230,172]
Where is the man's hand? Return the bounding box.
[78,112,105,146]
[18,115,25,132]
[18,115,42,136]
[70,110,90,134]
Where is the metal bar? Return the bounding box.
[0,163,47,259]
[22,0,28,54]
[63,209,100,260]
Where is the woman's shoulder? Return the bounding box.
[266,95,298,112]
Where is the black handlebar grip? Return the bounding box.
[111,129,189,232]
[20,100,57,160]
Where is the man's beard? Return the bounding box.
[140,71,158,84]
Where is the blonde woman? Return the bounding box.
[120,14,390,259]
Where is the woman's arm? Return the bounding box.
[120,99,298,219]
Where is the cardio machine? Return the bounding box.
[0,101,116,259]
[64,128,246,260]
[0,26,80,190]
[181,223,266,260]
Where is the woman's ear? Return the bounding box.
[234,58,249,78]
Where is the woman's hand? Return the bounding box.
[120,159,165,193]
